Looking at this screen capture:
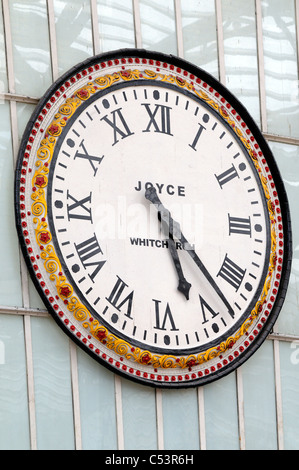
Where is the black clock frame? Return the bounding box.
[15,48,292,388]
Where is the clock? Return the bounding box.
[15,49,292,388]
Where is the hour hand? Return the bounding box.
[145,187,191,300]
[145,187,181,238]
[168,237,192,300]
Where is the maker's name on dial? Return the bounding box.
[134,180,186,197]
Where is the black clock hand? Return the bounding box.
[145,188,191,299]
[168,236,192,300]
[145,187,235,318]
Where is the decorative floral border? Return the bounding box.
[17,55,285,385]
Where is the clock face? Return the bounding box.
[15,49,291,387]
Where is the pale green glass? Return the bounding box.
[279,341,299,449]
[269,141,299,336]
[54,0,93,75]
[31,316,75,450]
[9,0,52,97]
[139,0,177,55]
[222,0,260,126]
[181,0,218,78]
[77,348,118,450]
[204,373,239,449]
[162,388,200,450]
[0,314,30,450]
[0,7,8,93]
[242,341,277,449]
[0,103,22,307]
[97,0,135,52]
[262,0,299,138]
[16,102,46,310]
[121,378,157,449]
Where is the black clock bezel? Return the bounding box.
[14,48,292,388]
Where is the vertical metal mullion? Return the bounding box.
[295,0,299,79]
[2,0,37,451]
[133,0,142,48]
[47,0,59,82]
[236,368,246,450]
[2,0,15,94]
[90,0,101,55]
[115,375,125,450]
[255,0,268,133]
[215,0,226,85]
[70,343,82,450]
[197,386,206,450]
[156,389,164,449]
[273,340,284,449]
[174,0,184,57]
[24,316,37,450]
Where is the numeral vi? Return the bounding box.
[153,299,178,331]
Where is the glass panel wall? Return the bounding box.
[181,0,218,78]
[139,0,177,54]
[262,0,299,138]
[9,0,52,96]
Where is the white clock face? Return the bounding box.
[48,82,270,354]
[16,50,290,387]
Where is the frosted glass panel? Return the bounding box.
[222,0,260,126]
[97,0,135,52]
[54,0,93,75]
[77,349,118,450]
[0,314,30,450]
[9,0,52,96]
[16,102,46,310]
[242,341,277,449]
[181,0,218,78]
[280,341,299,449]
[31,316,75,450]
[0,8,7,93]
[269,142,299,336]
[204,373,239,449]
[262,0,299,138]
[139,0,177,55]
[121,378,157,449]
[162,388,200,449]
[0,103,22,307]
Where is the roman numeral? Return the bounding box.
[228,214,252,236]
[75,233,106,282]
[74,139,104,176]
[153,299,178,331]
[106,276,134,319]
[217,254,246,291]
[189,122,206,150]
[142,104,173,135]
[100,108,134,146]
[67,191,92,222]
[215,164,239,188]
[199,295,219,325]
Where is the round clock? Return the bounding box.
[15,49,292,388]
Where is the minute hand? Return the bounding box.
[145,187,234,319]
